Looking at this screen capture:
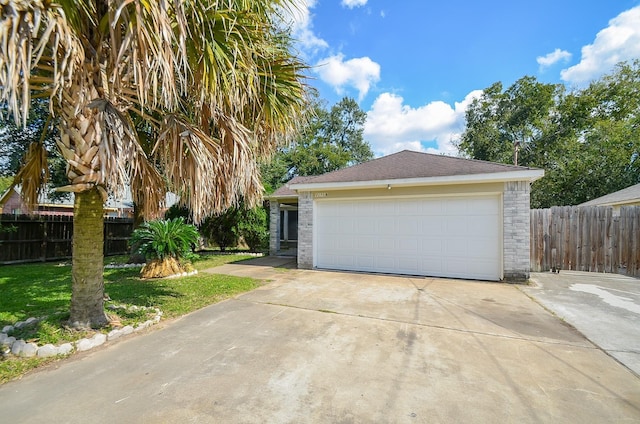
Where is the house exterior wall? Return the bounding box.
[1,190,30,214]
[503,181,531,281]
[269,201,280,255]
[305,182,505,200]
[277,180,534,281]
[297,191,313,269]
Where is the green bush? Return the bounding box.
[201,208,240,252]
[239,207,268,252]
[130,217,199,260]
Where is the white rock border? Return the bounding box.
[104,263,145,269]
[0,304,162,359]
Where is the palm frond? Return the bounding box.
[153,112,263,223]
[0,2,83,126]
[13,142,49,209]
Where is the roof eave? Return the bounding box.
[581,199,640,207]
[290,169,545,192]
[266,193,300,201]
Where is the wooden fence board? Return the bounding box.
[530,206,640,277]
[0,214,134,264]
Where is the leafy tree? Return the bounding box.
[0,176,11,194]
[458,77,562,166]
[0,99,69,200]
[458,61,640,208]
[262,96,374,190]
[0,0,307,328]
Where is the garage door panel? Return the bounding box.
[357,256,375,268]
[376,256,396,270]
[315,196,501,280]
[356,217,376,232]
[376,202,396,215]
[376,218,396,236]
[398,219,418,235]
[398,238,419,251]
[445,217,469,236]
[397,257,419,273]
[420,220,444,236]
[422,238,443,254]
[337,255,356,267]
[420,200,445,215]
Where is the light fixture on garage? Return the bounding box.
[387,184,391,190]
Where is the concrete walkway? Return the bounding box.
[524,270,640,376]
[0,259,639,423]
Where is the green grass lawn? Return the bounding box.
[0,253,258,383]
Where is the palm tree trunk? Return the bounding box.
[69,187,108,328]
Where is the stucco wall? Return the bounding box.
[503,181,531,281]
[297,191,313,269]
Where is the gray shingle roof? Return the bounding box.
[270,175,318,197]
[579,183,640,207]
[293,150,535,184]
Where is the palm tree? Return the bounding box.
[0,0,308,328]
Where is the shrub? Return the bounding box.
[130,217,199,261]
[201,208,240,252]
[238,207,268,252]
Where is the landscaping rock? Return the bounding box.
[25,317,38,326]
[2,325,13,334]
[75,338,94,352]
[14,321,25,329]
[107,329,122,341]
[92,333,107,347]
[1,336,16,349]
[11,340,38,357]
[58,343,73,355]
[122,326,134,335]
[22,342,38,357]
[134,322,148,332]
[11,340,26,355]
[37,344,58,358]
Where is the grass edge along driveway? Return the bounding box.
[0,253,259,384]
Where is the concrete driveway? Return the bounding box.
[0,257,639,423]
[524,270,640,377]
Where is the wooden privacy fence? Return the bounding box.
[0,214,134,264]
[530,206,640,277]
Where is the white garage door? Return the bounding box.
[315,195,502,280]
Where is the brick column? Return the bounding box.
[269,201,280,255]
[503,181,531,281]
[297,192,313,269]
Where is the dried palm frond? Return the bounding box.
[13,142,49,210]
[0,2,83,126]
[153,112,261,223]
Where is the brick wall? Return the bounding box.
[503,181,531,281]
[297,192,313,269]
[269,201,280,255]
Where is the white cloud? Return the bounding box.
[561,6,640,84]
[363,90,482,157]
[537,49,572,70]
[285,0,328,52]
[315,54,381,100]
[341,0,368,8]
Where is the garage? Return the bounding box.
[269,150,544,281]
[315,195,501,280]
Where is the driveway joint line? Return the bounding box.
[234,298,598,350]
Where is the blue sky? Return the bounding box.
[285,0,640,156]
